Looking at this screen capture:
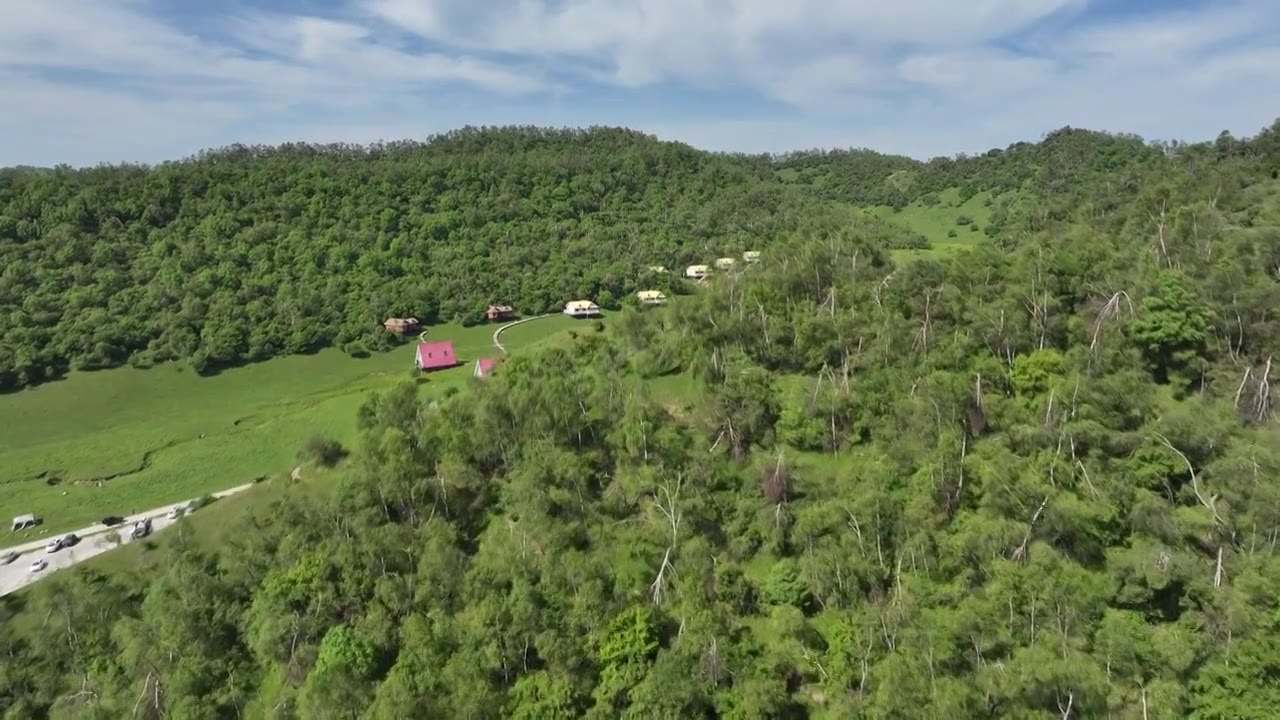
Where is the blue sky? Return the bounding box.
[2,0,1278,166]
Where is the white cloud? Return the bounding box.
[0,0,1276,166]
[362,0,1080,99]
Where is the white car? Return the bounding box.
[45,538,63,553]
[29,558,48,573]
[167,507,182,520]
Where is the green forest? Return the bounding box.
[4,120,1280,718]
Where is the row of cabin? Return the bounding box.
[563,289,667,318]
[386,306,516,336]
[391,251,761,336]
[684,250,761,280]
[413,339,500,378]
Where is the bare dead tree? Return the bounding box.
[700,637,726,685]
[1024,260,1052,350]
[967,373,988,437]
[1011,496,1050,561]
[1088,291,1135,354]
[763,450,789,504]
[1152,433,1223,527]
[1234,366,1254,409]
[650,475,684,606]
[1214,546,1226,589]
[915,291,935,354]
[1249,356,1274,423]
[1058,690,1075,719]
[872,270,897,307]
[1150,197,1171,267]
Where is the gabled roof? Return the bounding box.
[475,358,498,377]
[416,340,457,370]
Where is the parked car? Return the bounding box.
[130,518,152,540]
[1,551,18,565]
[101,515,125,527]
[29,558,48,573]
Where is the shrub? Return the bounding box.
[956,215,974,225]
[884,234,932,251]
[947,229,959,238]
[301,435,347,467]
[763,559,810,607]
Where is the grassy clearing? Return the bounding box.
[0,316,580,538]
[860,188,998,258]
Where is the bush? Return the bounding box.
[597,289,620,311]
[884,234,932,251]
[970,224,981,232]
[189,494,218,511]
[956,215,974,226]
[763,559,810,607]
[947,229,959,238]
[301,435,347,467]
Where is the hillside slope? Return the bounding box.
[3,119,1280,718]
[0,127,828,390]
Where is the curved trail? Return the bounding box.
[491,314,553,355]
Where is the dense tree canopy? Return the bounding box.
[4,119,1280,718]
[0,127,835,389]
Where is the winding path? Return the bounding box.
[491,314,554,355]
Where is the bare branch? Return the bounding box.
[1011,496,1050,561]
[1152,433,1223,527]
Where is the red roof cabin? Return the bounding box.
[486,305,515,322]
[415,340,458,372]
[384,317,420,335]
[474,358,498,378]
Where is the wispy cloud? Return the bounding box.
[0,0,1276,166]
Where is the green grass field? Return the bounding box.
[0,315,583,540]
[864,187,997,258]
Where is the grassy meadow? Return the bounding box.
[866,187,997,257]
[0,315,583,539]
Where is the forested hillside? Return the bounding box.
[6,122,1274,392]
[0,127,833,390]
[5,120,1280,718]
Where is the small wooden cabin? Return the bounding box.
[685,264,710,280]
[636,290,667,306]
[384,317,420,334]
[486,305,515,322]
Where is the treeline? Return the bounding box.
[6,118,1280,716]
[777,121,1280,211]
[0,127,833,390]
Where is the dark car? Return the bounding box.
[0,551,18,565]
[101,516,125,527]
